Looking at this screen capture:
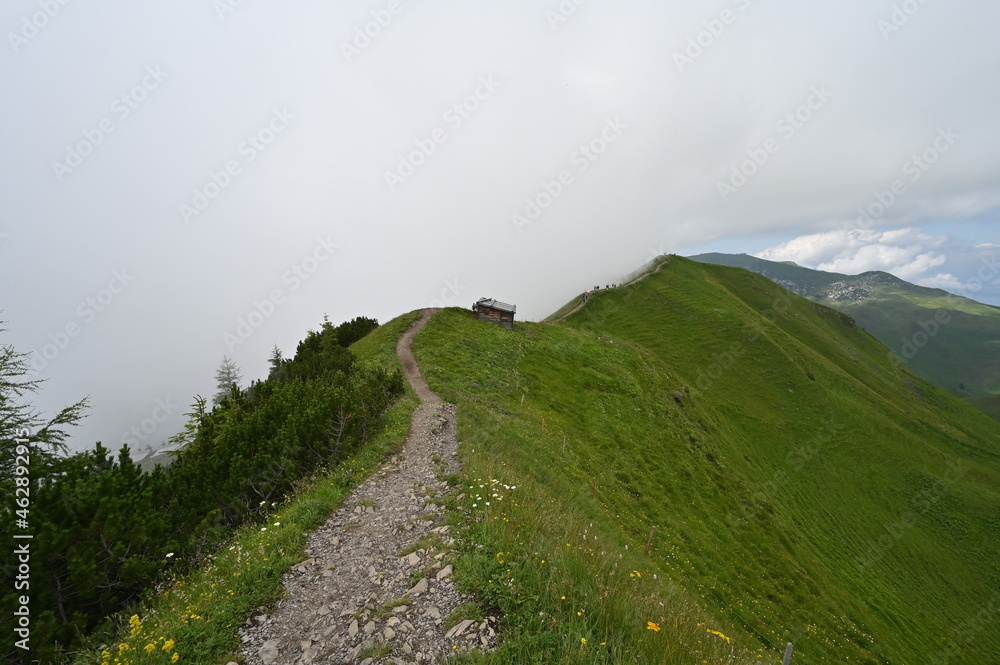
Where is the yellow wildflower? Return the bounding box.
[163,639,175,651]
[707,629,731,643]
[647,621,660,632]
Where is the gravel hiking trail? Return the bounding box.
[238,308,496,665]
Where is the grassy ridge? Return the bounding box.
[414,257,1000,663]
[351,310,423,370]
[415,311,760,664]
[564,259,1000,661]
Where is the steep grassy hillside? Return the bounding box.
[413,256,1000,664]
[690,252,1000,402]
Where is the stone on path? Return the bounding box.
[408,577,428,595]
[445,619,475,639]
[258,639,280,664]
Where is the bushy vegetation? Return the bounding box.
[71,389,421,665]
[0,316,403,663]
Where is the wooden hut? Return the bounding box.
[472,297,515,329]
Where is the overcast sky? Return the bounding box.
[3,0,999,454]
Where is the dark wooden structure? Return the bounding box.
[472,297,515,329]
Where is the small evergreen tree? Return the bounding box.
[267,344,285,381]
[213,356,242,407]
[166,395,207,452]
[0,321,88,494]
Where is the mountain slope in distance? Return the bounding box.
[690,252,1000,405]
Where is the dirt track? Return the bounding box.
[237,308,497,664]
[396,309,442,404]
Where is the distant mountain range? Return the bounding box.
[690,252,1000,417]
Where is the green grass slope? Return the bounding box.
[690,252,1000,401]
[413,257,1000,664]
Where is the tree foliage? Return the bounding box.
[333,316,379,347]
[0,317,400,663]
[0,323,88,496]
[212,356,242,407]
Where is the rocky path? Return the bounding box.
[238,309,495,665]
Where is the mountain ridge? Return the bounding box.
[61,256,1000,665]
[408,255,1000,663]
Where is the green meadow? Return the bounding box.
[413,256,1000,663]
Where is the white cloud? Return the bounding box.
[756,228,949,281]
[916,273,967,291]
[755,228,1000,306]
